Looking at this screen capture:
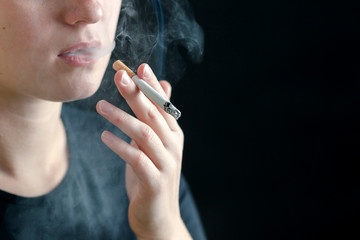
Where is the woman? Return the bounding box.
[0,0,206,239]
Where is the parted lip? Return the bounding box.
[58,40,101,56]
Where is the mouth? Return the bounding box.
[58,41,101,66]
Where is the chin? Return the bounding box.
[52,64,108,102]
[63,84,101,102]
[42,77,102,103]
[62,89,99,103]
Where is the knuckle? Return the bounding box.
[146,105,158,121]
[178,129,184,142]
[133,151,147,168]
[174,129,184,145]
[140,125,154,142]
[114,111,127,125]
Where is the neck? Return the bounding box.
[0,90,68,196]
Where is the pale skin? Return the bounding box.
[0,0,191,239]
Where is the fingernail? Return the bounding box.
[101,131,115,143]
[143,64,152,78]
[100,100,114,115]
[121,72,131,86]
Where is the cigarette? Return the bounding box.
[112,60,181,120]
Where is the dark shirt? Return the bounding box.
[0,105,206,240]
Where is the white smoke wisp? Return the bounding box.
[68,0,204,112]
[91,41,116,60]
[114,0,204,82]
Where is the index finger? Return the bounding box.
[136,63,181,132]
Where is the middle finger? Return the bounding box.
[96,100,167,169]
[114,70,175,147]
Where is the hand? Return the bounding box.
[96,64,192,240]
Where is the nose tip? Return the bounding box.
[90,6,103,23]
[63,0,103,25]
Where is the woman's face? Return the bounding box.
[0,0,121,102]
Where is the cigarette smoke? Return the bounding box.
[60,1,203,235]
[114,0,204,80]
[69,0,204,112]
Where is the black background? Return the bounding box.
[173,1,360,239]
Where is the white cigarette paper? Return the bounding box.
[112,60,181,120]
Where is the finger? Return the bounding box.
[159,80,172,99]
[114,70,174,145]
[101,131,159,182]
[130,139,139,149]
[96,100,168,169]
[137,64,181,132]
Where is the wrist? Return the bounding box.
[136,217,192,240]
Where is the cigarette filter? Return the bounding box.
[112,60,181,120]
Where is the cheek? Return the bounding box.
[0,3,48,53]
[0,0,121,102]
[35,56,110,102]
[0,3,53,82]
[0,7,38,91]
[104,0,122,40]
[0,3,67,100]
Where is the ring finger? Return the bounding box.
[96,100,168,169]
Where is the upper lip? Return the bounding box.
[58,40,101,56]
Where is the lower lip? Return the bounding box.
[58,54,97,66]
